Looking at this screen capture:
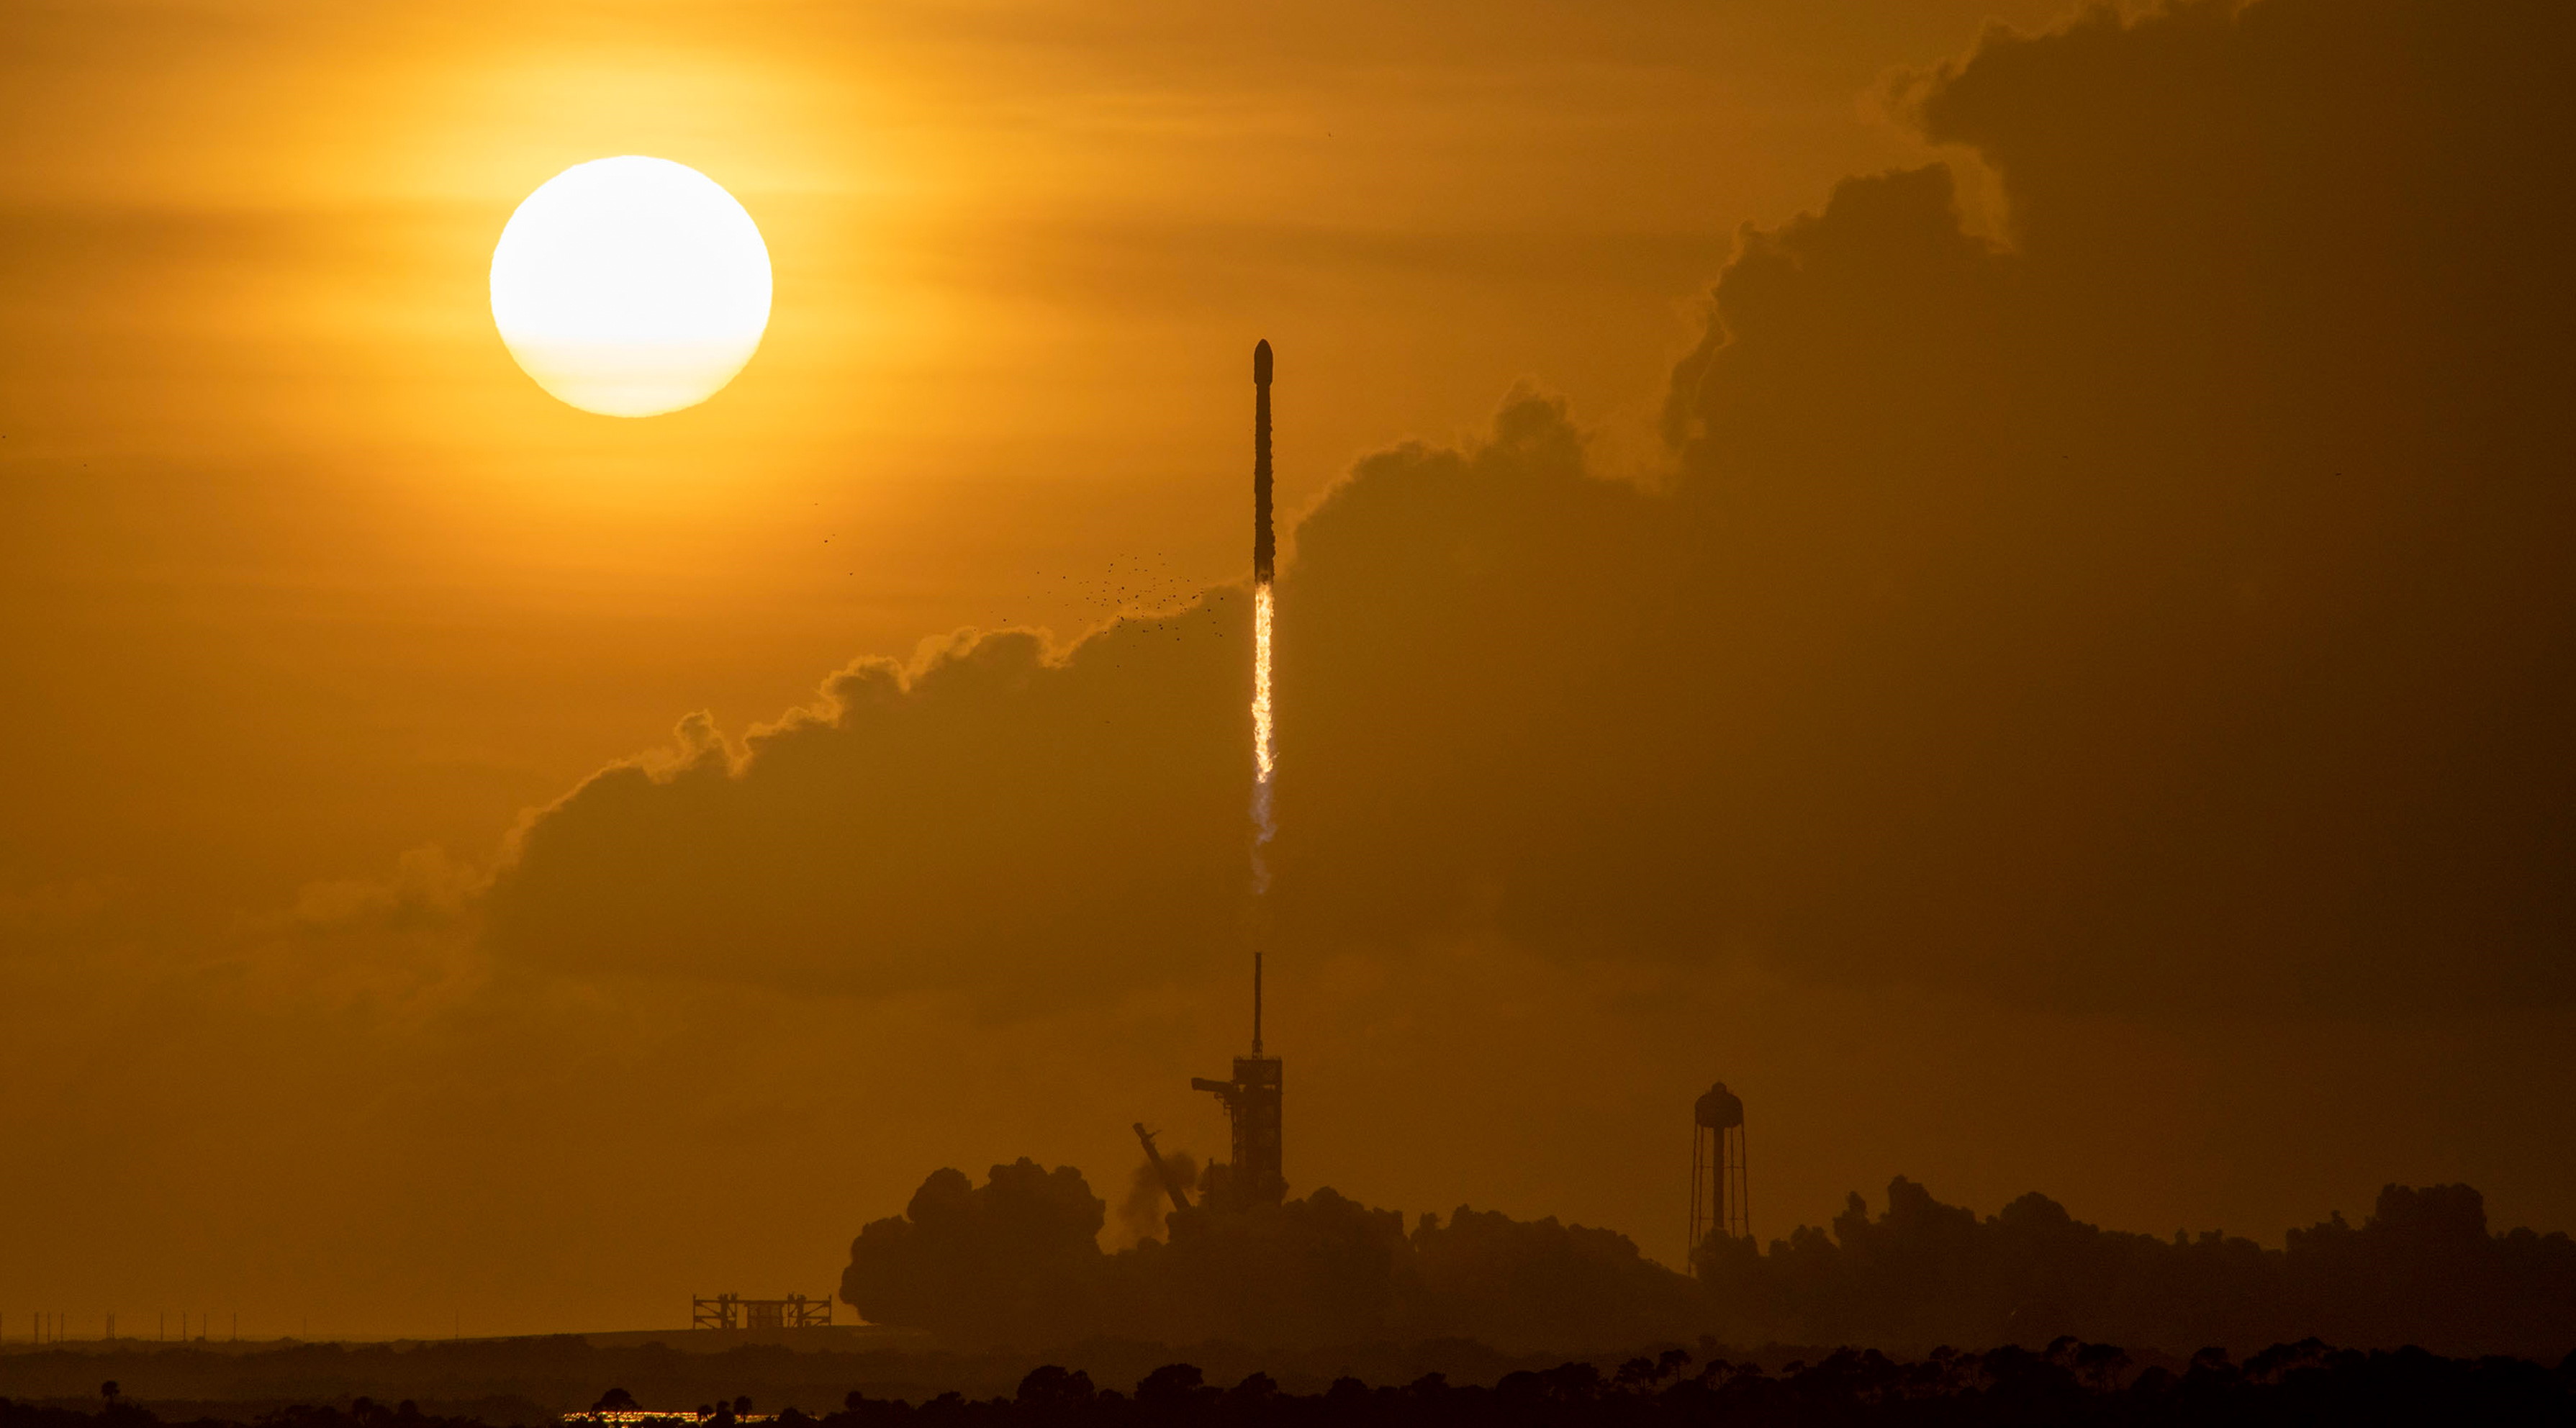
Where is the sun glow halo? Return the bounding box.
[489,157,772,417]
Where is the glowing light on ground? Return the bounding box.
[489,156,772,417]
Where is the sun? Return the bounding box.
[489,157,773,418]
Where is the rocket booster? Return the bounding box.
[1252,338,1275,585]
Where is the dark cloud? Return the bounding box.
[485,613,1252,1003]
[487,0,2576,1021]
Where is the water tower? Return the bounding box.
[1690,1080,1748,1259]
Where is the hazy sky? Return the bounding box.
[3,0,2570,1341]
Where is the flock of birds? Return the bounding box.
[1024,556,1214,634]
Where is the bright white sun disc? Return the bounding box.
[490,156,772,417]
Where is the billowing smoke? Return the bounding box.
[1120,1145,1201,1245]
[845,1159,1698,1352]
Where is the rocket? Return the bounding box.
[1252,338,1275,584]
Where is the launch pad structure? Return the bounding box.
[1193,957,1284,1209]
[690,1293,832,1330]
[1192,1052,1285,1206]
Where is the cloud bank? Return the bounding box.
[485,0,2576,1018]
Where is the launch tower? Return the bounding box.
[1690,1080,1748,1259]
[1191,1047,1284,1208]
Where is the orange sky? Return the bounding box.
[0,0,2056,915]
[3,0,2572,1342]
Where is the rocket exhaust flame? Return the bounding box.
[1249,339,1278,897]
[1252,582,1276,887]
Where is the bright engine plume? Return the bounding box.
[1252,584,1276,877]
[1250,339,1277,891]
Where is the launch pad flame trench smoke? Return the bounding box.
[1250,340,1278,895]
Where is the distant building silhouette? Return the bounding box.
[691,1293,832,1330]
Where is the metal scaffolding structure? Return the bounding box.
[690,1293,833,1330]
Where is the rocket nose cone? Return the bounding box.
[1253,339,1273,385]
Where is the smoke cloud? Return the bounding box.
[1120,1145,1201,1247]
[845,1160,1699,1352]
